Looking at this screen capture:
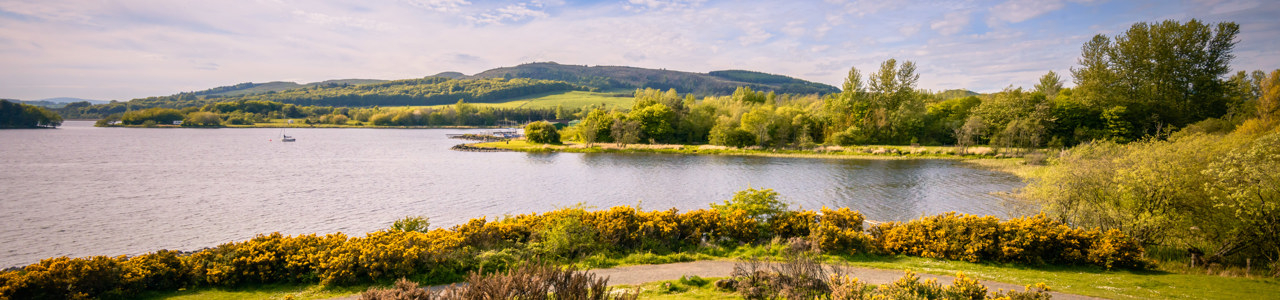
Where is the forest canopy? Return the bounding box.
[0,100,62,128]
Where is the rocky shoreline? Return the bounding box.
[450,144,510,152]
[446,134,508,142]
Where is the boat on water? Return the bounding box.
[280,126,296,142]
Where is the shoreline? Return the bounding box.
[464,140,1039,177]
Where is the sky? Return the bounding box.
[1,0,1277,101]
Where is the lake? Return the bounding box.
[0,121,1022,268]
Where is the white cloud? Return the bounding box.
[2,0,1278,101]
[624,0,706,12]
[988,0,1064,24]
[467,2,549,25]
[899,24,921,36]
[405,0,471,13]
[292,10,396,31]
[737,26,773,46]
[931,11,970,36]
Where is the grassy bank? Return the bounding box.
[470,140,1042,176]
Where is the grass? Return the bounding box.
[135,243,1280,300]
[615,276,734,300]
[587,244,1280,300]
[135,282,367,300]
[832,254,1280,300]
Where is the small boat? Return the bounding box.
[280,127,296,142]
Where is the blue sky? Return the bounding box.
[1,0,1277,101]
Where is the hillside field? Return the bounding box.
[417,90,633,110]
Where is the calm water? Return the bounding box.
[0,121,1022,268]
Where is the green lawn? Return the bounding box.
[836,255,1280,300]
[136,283,367,300]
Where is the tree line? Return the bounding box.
[60,77,582,119]
[560,19,1266,152]
[96,99,564,127]
[0,100,62,128]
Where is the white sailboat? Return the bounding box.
[281,120,296,142]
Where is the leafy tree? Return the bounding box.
[954,115,986,154]
[628,103,674,143]
[610,118,641,147]
[524,121,561,144]
[389,216,430,233]
[1258,70,1280,122]
[710,187,788,223]
[1204,131,1280,262]
[121,108,183,125]
[1034,71,1063,99]
[709,116,754,148]
[0,100,62,128]
[1072,19,1240,131]
[739,105,776,147]
[182,111,222,127]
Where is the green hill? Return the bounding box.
[57,63,843,118]
[469,62,839,95]
[190,79,388,97]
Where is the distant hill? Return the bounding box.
[58,63,843,118]
[934,89,980,100]
[428,72,467,80]
[189,79,388,97]
[469,62,839,95]
[9,97,108,108]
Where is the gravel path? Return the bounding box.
[329,260,1103,299]
[587,260,1101,300]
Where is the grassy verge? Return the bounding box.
[136,283,367,300]
[138,244,1280,300]
[614,276,730,300]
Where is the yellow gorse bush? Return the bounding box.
[869,212,1144,268]
[0,206,1141,299]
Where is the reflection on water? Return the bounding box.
[0,121,1021,267]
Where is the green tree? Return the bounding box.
[1258,70,1280,122]
[628,103,674,143]
[739,105,776,147]
[1204,131,1280,262]
[710,187,788,223]
[1071,19,1240,130]
[610,117,641,147]
[0,100,62,128]
[1034,71,1063,99]
[708,116,754,148]
[182,111,223,127]
[524,121,561,144]
[389,216,430,233]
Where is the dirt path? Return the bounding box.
[331,260,1103,300]
[587,260,1100,299]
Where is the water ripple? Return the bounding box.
[0,121,1023,267]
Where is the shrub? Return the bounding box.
[358,278,431,300]
[871,212,1001,262]
[524,121,561,144]
[390,216,431,233]
[428,263,637,300]
[533,213,600,259]
[711,187,788,223]
[812,207,871,254]
[871,212,1145,269]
